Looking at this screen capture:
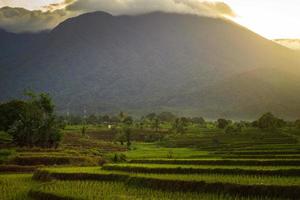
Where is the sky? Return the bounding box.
[0,0,299,39]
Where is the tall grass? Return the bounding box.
[29,180,283,200]
[0,174,37,200]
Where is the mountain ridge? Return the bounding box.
[0,11,299,119]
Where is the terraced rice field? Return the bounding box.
[1,128,300,200]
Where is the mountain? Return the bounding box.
[274,39,300,50]
[0,12,300,119]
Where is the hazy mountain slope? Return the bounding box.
[274,39,300,50]
[0,12,299,118]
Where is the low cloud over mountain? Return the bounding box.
[0,0,235,33]
[1,12,300,119]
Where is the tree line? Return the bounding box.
[1,92,300,149]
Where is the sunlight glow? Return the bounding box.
[1,0,300,39]
[221,0,300,39]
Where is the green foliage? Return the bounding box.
[81,126,86,137]
[0,174,38,200]
[295,120,300,129]
[158,112,177,122]
[145,113,156,121]
[191,117,205,125]
[6,92,62,148]
[217,119,231,129]
[10,155,99,166]
[225,124,242,134]
[32,168,300,199]
[0,131,12,143]
[123,116,133,126]
[86,114,98,125]
[172,118,188,134]
[124,128,132,148]
[151,117,160,132]
[255,112,286,130]
[112,153,127,163]
[0,100,26,131]
[29,180,261,200]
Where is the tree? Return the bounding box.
[0,100,27,131]
[191,117,205,125]
[81,126,86,137]
[151,117,160,132]
[124,128,132,149]
[225,124,242,134]
[69,115,83,125]
[295,120,300,129]
[102,115,110,124]
[172,118,188,134]
[158,112,176,123]
[87,114,98,125]
[217,119,231,129]
[257,112,285,130]
[138,116,146,130]
[110,116,120,124]
[145,113,156,121]
[7,92,62,148]
[123,116,133,126]
[118,112,125,122]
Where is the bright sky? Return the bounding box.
[0,0,59,10]
[0,0,299,39]
[223,0,300,39]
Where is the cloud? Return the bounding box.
[0,0,235,33]
[0,6,73,33]
[67,0,235,17]
[175,1,236,17]
[42,0,75,12]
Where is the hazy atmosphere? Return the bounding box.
[1,1,300,200]
[0,0,300,39]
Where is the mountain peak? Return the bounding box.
[1,12,300,118]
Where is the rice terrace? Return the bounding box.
[1,0,300,199]
[1,105,300,199]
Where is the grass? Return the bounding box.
[128,158,300,166]
[33,168,300,199]
[106,163,300,170]
[39,166,300,186]
[0,174,37,200]
[30,180,283,200]
[119,143,209,159]
[1,125,300,199]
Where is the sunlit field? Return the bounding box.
[1,122,300,200]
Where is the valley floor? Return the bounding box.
[1,126,300,199]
